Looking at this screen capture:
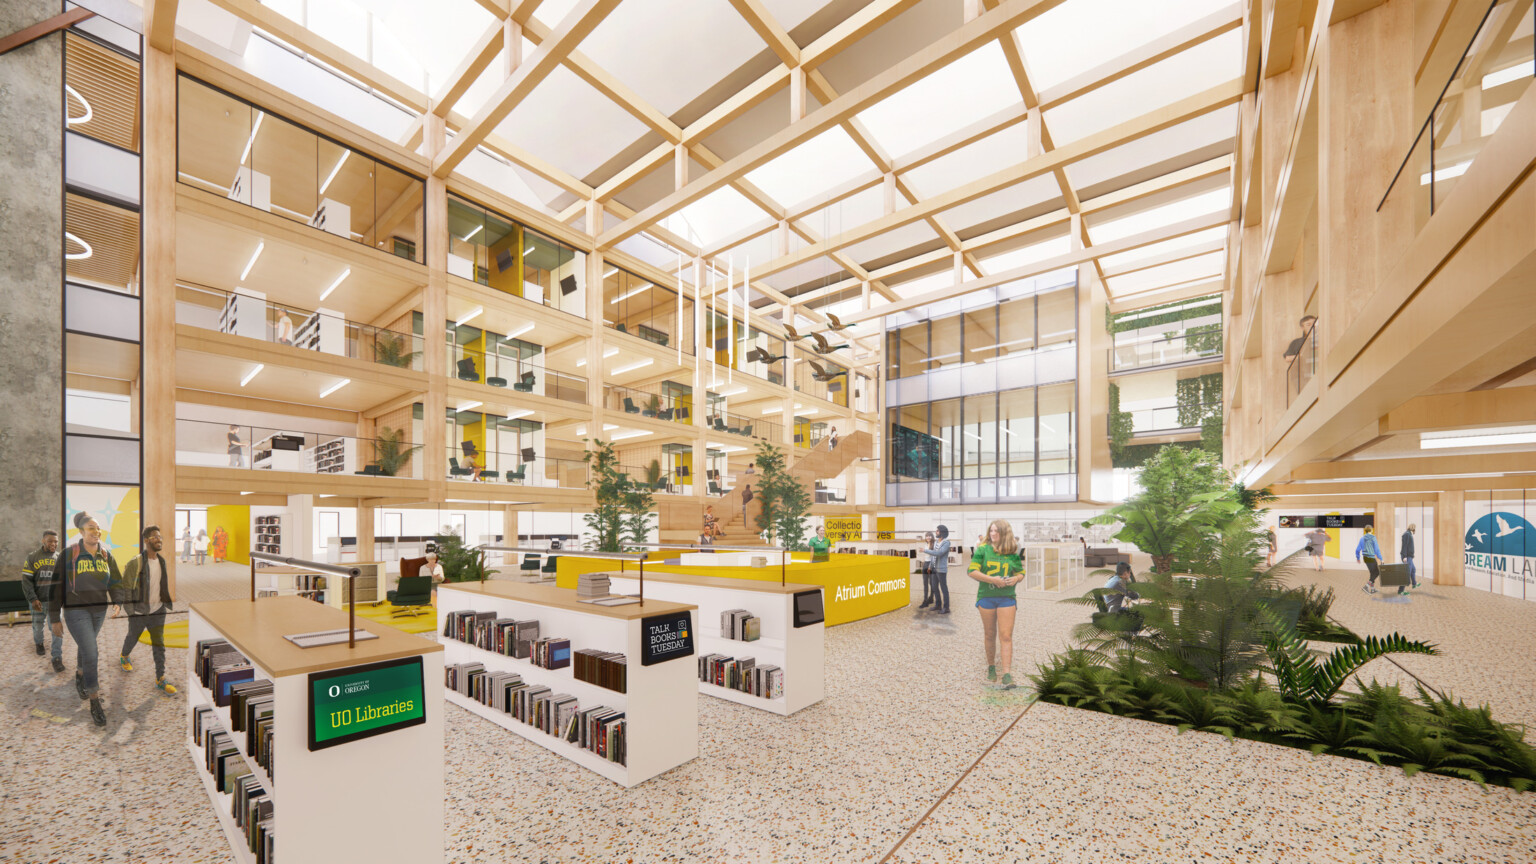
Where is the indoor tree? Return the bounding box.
[373,425,421,477]
[1085,445,1240,573]
[751,441,812,550]
[581,438,653,551]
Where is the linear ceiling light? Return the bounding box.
[507,323,535,340]
[612,430,651,441]
[718,387,748,397]
[455,307,484,327]
[612,358,654,375]
[1421,426,1536,449]
[319,150,350,195]
[239,111,265,166]
[462,224,484,242]
[240,364,264,387]
[796,408,820,417]
[319,378,350,398]
[319,267,350,301]
[506,409,534,420]
[760,407,783,414]
[610,284,652,304]
[240,242,265,281]
[603,267,618,279]
[458,401,482,412]
[575,347,619,367]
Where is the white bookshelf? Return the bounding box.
[305,437,357,475]
[604,572,825,716]
[187,597,444,864]
[253,515,283,556]
[437,582,698,787]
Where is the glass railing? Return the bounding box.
[1110,329,1222,372]
[1380,0,1534,217]
[705,409,766,441]
[616,463,692,495]
[1285,324,1318,406]
[176,75,424,263]
[177,419,421,478]
[445,446,588,489]
[605,266,693,352]
[449,345,587,404]
[1128,404,1221,434]
[177,282,423,370]
[605,383,692,423]
[793,353,851,405]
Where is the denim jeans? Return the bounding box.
[1405,556,1417,586]
[121,609,167,680]
[63,606,107,697]
[31,602,63,661]
[931,570,950,610]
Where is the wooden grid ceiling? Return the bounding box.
[66,32,140,153]
[66,193,141,292]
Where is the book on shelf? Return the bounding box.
[445,662,626,765]
[531,637,571,670]
[573,649,627,693]
[720,609,760,642]
[698,654,783,699]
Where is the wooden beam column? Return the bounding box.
[423,113,449,497]
[143,38,178,596]
[1435,490,1464,586]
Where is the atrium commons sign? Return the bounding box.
[1465,511,1536,591]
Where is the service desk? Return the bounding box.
[555,552,908,626]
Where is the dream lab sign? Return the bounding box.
[1464,511,1536,598]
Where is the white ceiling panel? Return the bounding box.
[1044,29,1243,145]
[583,0,770,117]
[1106,250,1226,294]
[495,64,651,180]
[889,269,957,298]
[900,121,1032,199]
[1087,186,1230,244]
[843,220,942,266]
[1066,105,1237,190]
[935,176,1061,232]
[762,255,845,292]
[744,127,882,210]
[1098,226,1228,271]
[854,42,1023,159]
[760,0,836,31]
[797,185,887,237]
[977,235,1072,275]
[1013,0,1237,90]
[532,0,579,29]
[664,186,773,248]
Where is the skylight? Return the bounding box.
[1106,250,1225,295]
[900,121,1033,199]
[978,235,1072,275]
[1013,0,1238,91]
[665,187,773,249]
[744,128,881,210]
[855,43,1022,159]
[1087,187,1231,244]
[1099,226,1227,272]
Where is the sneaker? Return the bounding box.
[1361,585,1377,595]
[156,677,178,696]
[89,698,105,727]
[51,658,65,673]
[119,655,133,673]
[1001,673,1015,689]
[918,600,932,609]
[938,607,951,615]
[987,665,997,682]
[35,643,45,656]
[75,673,87,700]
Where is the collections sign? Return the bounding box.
[308,656,426,751]
[824,516,863,543]
[640,611,694,666]
[1465,511,1536,595]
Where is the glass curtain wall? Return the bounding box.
[175,75,424,261]
[603,265,693,351]
[446,194,586,317]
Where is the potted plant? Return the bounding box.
[374,426,421,477]
[373,334,420,369]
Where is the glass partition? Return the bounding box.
[448,339,587,404]
[444,446,588,489]
[176,75,424,262]
[886,285,1074,385]
[177,419,419,478]
[604,265,693,351]
[447,194,586,317]
[794,350,850,405]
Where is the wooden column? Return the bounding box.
[356,499,375,563]
[423,113,449,497]
[143,41,178,597]
[1435,490,1464,586]
[1373,501,1395,564]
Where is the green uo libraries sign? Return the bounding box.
[308,657,426,751]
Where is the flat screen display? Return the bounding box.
[891,422,940,480]
[793,589,825,628]
[308,656,426,751]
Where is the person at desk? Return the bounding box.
[808,525,832,557]
[462,452,483,482]
[423,551,445,603]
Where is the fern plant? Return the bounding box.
[1265,626,1438,706]
[374,425,421,477]
[373,333,421,369]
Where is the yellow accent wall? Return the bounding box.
[206,505,250,565]
[487,224,523,296]
[825,516,862,543]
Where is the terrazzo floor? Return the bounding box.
[1,561,1532,863]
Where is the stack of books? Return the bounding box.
[573,649,627,693]
[194,706,273,862]
[720,608,761,641]
[228,680,276,782]
[698,654,784,699]
[576,572,611,600]
[196,639,255,707]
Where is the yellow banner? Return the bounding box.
[876,516,895,541]
[824,516,863,543]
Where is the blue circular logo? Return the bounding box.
[1465,512,1536,557]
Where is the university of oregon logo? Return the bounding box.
[1465,511,1536,589]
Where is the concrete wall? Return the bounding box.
[0,1,64,578]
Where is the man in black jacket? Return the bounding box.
[59,511,122,727]
[1401,524,1418,590]
[118,525,177,696]
[20,529,63,671]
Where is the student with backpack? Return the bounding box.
[59,511,123,727]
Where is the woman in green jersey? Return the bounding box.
[808,525,832,556]
[968,519,1023,688]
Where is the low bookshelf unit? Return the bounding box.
[437,581,698,787]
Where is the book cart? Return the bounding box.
[187,556,444,864]
[436,564,698,788]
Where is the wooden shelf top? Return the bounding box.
[440,581,695,619]
[191,596,441,678]
[600,569,818,595]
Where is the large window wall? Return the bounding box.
[603,265,692,351]
[447,194,585,317]
[176,76,424,262]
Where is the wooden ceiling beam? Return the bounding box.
[1378,386,1536,435]
[1290,450,1536,482]
[1036,4,1243,108]
[432,20,506,118]
[728,0,801,67]
[145,0,178,54]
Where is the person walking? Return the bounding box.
[21,529,64,671]
[1401,524,1418,590]
[227,424,245,467]
[1306,526,1330,571]
[194,529,209,566]
[180,527,192,563]
[119,526,177,696]
[919,524,952,614]
[1357,525,1384,594]
[968,519,1023,688]
[59,512,122,727]
[211,525,229,564]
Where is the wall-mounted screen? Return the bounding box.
[308,656,426,751]
[891,422,939,480]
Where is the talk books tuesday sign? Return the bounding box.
[641,611,695,666]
